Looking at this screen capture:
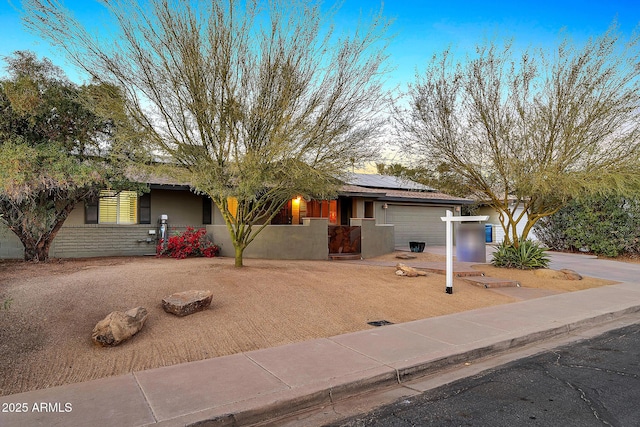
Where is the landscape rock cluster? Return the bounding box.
[92,290,213,346]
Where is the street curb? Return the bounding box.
[174,305,640,427]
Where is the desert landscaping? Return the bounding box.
[0,251,616,397]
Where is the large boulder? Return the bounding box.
[92,306,148,347]
[162,290,213,317]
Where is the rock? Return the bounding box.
[92,306,148,347]
[560,269,583,280]
[395,263,427,277]
[162,290,213,317]
[534,268,583,280]
[533,269,563,280]
[395,269,406,276]
[396,254,417,260]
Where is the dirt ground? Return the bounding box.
[0,252,615,396]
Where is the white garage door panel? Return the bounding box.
[386,205,450,247]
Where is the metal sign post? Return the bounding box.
[440,211,489,294]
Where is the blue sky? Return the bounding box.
[1,0,638,87]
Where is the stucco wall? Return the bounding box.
[150,189,204,225]
[350,218,394,258]
[208,217,394,261]
[207,218,329,260]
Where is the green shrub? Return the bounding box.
[491,240,550,270]
[534,195,640,257]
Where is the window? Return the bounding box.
[227,197,238,218]
[202,195,212,224]
[85,198,98,224]
[98,190,139,224]
[365,201,374,218]
[138,193,151,224]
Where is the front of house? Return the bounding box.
[0,174,472,260]
[476,202,539,244]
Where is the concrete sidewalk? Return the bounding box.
[1,250,639,427]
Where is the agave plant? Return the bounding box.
[491,240,550,270]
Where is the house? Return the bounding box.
[0,176,211,259]
[0,174,472,260]
[334,174,473,247]
[476,201,538,244]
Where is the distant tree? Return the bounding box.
[376,163,417,179]
[375,162,469,196]
[0,51,144,261]
[397,25,640,247]
[23,0,392,267]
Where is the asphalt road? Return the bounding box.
[326,323,640,427]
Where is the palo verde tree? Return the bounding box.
[0,51,145,261]
[397,25,640,247]
[23,0,392,266]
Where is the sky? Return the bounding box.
[1,0,638,87]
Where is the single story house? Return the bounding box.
[0,174,472,260]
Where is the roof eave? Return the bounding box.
[378,196,474,205]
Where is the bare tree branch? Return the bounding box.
[396,23,640,246]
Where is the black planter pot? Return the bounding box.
[409,241,425,253]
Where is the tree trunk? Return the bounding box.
[14,205,73,262]
[23,239,51,262]
[234,244,244,268]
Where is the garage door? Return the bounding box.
[386,205,451,248]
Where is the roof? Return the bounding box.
[339,184,472,205]
[134,171,471,204]
[339,174,471,205]
[346,173,435,192]
[380,188,472,203]
[126,167,192,190]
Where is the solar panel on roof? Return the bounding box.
[347,173,434,191]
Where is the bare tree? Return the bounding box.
[23,0,392,266]
[397,25,640,246]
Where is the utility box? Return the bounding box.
[157,214,169,252]
[485,224,493,243]
[456,223,486,263]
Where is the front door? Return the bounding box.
[338,196,352,226]
[271,200,292,224]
